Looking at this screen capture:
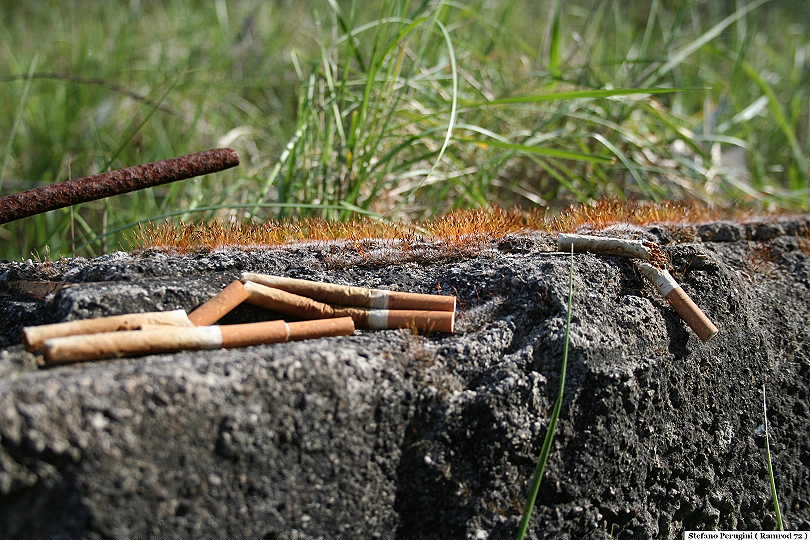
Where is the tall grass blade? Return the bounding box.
[592,133,656,199]
[517,244,575,539]
[464,87,685,108]
[548,0,563,79]
[102,79,179,171]
[422,18,459,187]
[740,60,810,185]
[1,54,38,191]
[327,0,367,72]
[457,137,613,164]
[641,0,770,84]
[762,384,785,530]
[255,122,309,210]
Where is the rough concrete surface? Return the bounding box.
[0,216,808,539]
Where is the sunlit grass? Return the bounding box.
[1,0,808,260]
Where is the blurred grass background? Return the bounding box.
[1,0,808,259]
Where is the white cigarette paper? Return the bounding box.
[558,233,651,260]
[23,309,193,352]
[241,272,456,312]
[636,262,719,342]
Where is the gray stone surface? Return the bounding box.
[0,216,808,538]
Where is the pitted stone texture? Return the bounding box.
[1,218,809,538]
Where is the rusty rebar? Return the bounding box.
[0,148,240,225]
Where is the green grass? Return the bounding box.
[517,244,575,539]
[762,384,785,530]
[1,0,808,259]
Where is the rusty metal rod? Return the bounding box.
[0,148,240,225]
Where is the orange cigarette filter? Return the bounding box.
[188,280,250,326]
[41,317,355,366]
[637,262,719,342]
[241,272,456,312]
[331,306,455,333]
[286,317,357,341]
[22,309,193,352]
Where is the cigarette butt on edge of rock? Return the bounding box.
[41,317,356,366]
[188,280,250,326]
[284,317,356,341]
[636,262,719,342]
[242,280,336,319]
[557,233,651,260]
[332,306,455,333]
[23,309,193,352]
[241,272,456,312]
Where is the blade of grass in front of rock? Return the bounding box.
[763,384,785,530]
[517,244,575,539]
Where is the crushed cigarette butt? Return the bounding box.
[558,233,652,260]
[558,233,670,268]
[558,232,717,341]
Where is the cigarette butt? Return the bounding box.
[242,281,336,319]
[218,317,355,346]
[332,307,455,333]
[637,262,718,342]
[665,287,719,342]
[286,317,357,341]
[41,317,356,366]
[218,319,289,347]
[558,233,651,260]
[43,326,223,365]
[188,280,250,326]
[23,309,193,352]
[241,272,456,312]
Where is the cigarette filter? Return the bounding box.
[188,280,250,326]
[42,317,356,366]
[241,272,456,312]
[285,317,358,341]
[636,262,719,342]
[558,233,651,260]
[242,281,336,319]
[331,307,455,333]
[23,309,193,352]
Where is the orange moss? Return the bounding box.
[130,199,771,253]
